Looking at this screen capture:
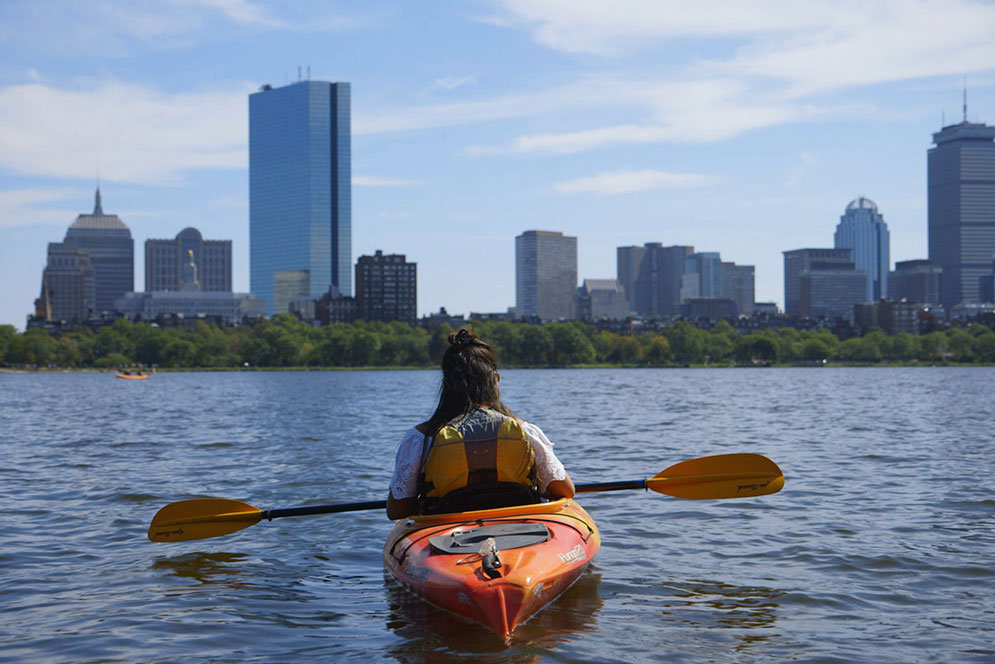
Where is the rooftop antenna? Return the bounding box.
[963,75,968,123]
[307,65,311,80]
[298,66,302,82]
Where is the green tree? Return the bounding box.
[517,325,553,365]
[0,324,16,362]
[641,334,671,365]
[971,330,995,363]
[665,322,706,364]
[545,323,596,365]
[947,329,974,362]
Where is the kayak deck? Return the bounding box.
[383,498,600,636]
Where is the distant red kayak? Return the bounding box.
[383,498,600,636]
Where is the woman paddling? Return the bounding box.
[386,328,575,520]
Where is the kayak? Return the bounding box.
[116,373,149,379]
[383,498,600,636]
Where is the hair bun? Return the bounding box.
[449,328,476,346]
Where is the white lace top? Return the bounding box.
[388,420,568,500]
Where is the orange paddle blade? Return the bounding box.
[148,498,263,542]
[646,453,784,499]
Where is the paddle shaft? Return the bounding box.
[264,500,387,519]
[258,482,625,521]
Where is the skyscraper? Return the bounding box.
[618,243,693,318]
[516,231,577,321]
[721,262,755,316]
[145,228,232,292]
[37,244,95,324]
[928,114,995,308]
[59,188,133,315]
[249,80,351,316]
[783,248,855,316]
[835,197,889,302]
[889,259,942,305]
[681,252,723,300]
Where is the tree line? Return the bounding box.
[2,316,995,369]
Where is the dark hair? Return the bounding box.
[422,328,515,436]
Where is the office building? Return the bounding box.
[835,197,889,301]
[889,259,943,304]
[619,243,693,318]
[681,252,722,301]
[516,231,577,321]
[60,188,133,315]
[928,114,995,308]
[799,264,867,321]
[36,244,95,324]
[145,228,232,292]
[575,279,629,321]
[355,250,417,325]
[249,80,351,315]
[616,245,646,314]
[721,262,756,316]
[783,248,853,316]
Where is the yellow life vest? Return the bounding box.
[421,408,536,500]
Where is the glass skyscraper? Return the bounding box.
[928,117,995,308]
[835,197,890,303]
[249,80,351,316]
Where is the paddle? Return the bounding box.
[148,452,783,543]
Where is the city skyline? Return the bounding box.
[3,1,995,330]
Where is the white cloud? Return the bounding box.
[429,73,480,92]
[491,0,995,94]
[554,169,716,195]
[0,0,369,57]
[353,176,420,187]
[0,80,247,185]
[0,187,87,228]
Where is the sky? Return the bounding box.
[2,0,995,330]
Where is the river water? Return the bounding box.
[1,368,992,663]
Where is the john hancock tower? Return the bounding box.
[249,80,352,316]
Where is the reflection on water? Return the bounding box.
[385,570,604,663]
[152,552,252,587]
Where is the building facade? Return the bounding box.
[681,252,723,301]
[835,197,889,302]
[928,117,995,308]
[889,259,943,304]
[145,228,232,292]
[59,188,133,315]
[249,80,352,315]
[37,244,95,323]
[575,279,629,321]
[619,243,694,318]
[721,262,755,316]
[516,231,577,321]
[355,250,417,325]
[114,291,265,325]
[783,248,854,316]
[799,265,868,321]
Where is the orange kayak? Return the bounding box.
[115,373,149,379]
[383,498,600,636]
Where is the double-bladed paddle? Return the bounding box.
[148,452,784,543]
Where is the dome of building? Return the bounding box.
[846,196,878,213]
